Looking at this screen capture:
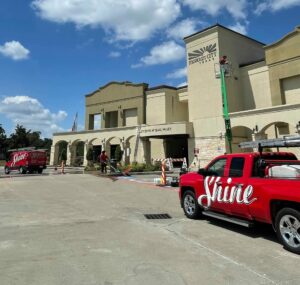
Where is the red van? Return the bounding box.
[5,149,47,174]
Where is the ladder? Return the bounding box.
[133,125,141,162]
[239,135,300,152]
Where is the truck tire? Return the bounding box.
[275,207,300,254]
[19,166,27,174]
[4,167,10,174]
[37,168,43,174]
[182,190,202,219]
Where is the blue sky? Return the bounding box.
[0,0,300,138]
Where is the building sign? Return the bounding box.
[140,123,191,137]
[188,43,217,65]
[140,127,172,135]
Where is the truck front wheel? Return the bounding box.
[275,208,300,254]
[4,167,10,174]
[182,190,202,219]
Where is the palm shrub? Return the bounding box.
[115,145,123,163]
[86,148,94,167]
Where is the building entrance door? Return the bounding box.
[165,136,188,166]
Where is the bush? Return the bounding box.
[130,162,146,172]
[84,165,96,171]
[144,162,161,171]
[118,162,162,173]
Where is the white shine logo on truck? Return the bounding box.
[12,153,28,166]
[198,176,257,209]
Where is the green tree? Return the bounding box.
[115,145,123,162]
[8,124,30,149]
[86,148,93,166]
[0,124,7,159]
[41,138,53,152]
[0,124,7,147]
[28,131,43,148]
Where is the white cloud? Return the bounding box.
[166,67,187,79]
[0,96,67,137]
[134,41,185,67]
[182,0,248,19]
[0,41,30,61]
[254,0,300,14]
[177,81,187,87]
[31,0,181,42]
[109,51,121,58]
[167,19,201,40]
[228,22,248,35]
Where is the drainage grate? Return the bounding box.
[144,213,172,219]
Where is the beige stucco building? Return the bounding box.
[50,24,300,167]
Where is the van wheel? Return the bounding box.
[182,190,202,219]
[275,208,300,254]
[37,169,43,174]
[19,166,27,174]
[5,167,10,174]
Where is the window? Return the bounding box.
[123,108,137,126]
[229,157,245,177]
[207,158,227,177]
[105,111,118,128]
[94,114,102,130]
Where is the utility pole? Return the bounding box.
[219,56,233,153]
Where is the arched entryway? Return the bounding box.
[106,137,123,161]
[124,135,136,164]
[70,140,85,166]
[53,140,68,165]
[230,126,253,153]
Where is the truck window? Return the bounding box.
[207,158,227,177]
[229,157,245,177]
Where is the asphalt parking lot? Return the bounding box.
[0,173,299,285]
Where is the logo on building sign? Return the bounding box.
[188,43,217,65]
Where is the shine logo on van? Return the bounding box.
[12,153,28,166]
[198,176,257,209]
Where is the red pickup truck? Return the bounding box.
[5,149,47,174]
[179,152,300,254]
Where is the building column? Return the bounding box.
[252,132,267,141]
[120,137,125,164]
[83,141,89,166]
[141,138,151,164]
[49,145,55,165]
[66,142,72,166]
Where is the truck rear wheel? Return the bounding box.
[37,168,43,174]
[182,190,202,219]
[275,208,300,254]
[19,166,27,174]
